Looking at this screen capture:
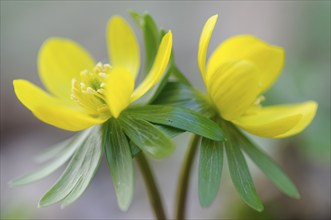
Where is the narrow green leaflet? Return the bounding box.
[129,11,143,27]
[232,126,300,198]
[198,137,224,207]
[129,11,167,105]
[225,136,264,211]
[61,129,102,208]
[129,142,142,158]
[10,130,90,187]
[130,11,192,104]
[142,14,160,73]
[39,127,102,208]
[129,124,183,158]
[153,81,195,104]
[153,81,215,117]
[103,119,134,211]
[34,138,72,163]
[124,105,223,141]
[154,124,183,138]
[130,11,159,73]
[119,115,175,159]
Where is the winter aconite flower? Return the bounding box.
[13,16,172,131]
[198,15,317,138]
[11,14,177,211]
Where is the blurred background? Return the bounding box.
[1,1,330,219]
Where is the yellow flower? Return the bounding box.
[13,16,172,131]
[198,15,317,138]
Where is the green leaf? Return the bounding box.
[119,115,175,159]
[39,127,102,208]
[124,105,223,141]
[154,124,184,138]
[130,11,159,74]
[153,81,215,118]
[232,126,300,199]
[198,137,224,207]
[129,11,143,28]
[130,11,192,103]
[130,28,169,106]
[142,13,160,73]
[9,130,90,187]
[153,81,196,104]
[225,133,264,211]
[129,141,142,158]
[129,124,182,158]
[34,138,72,163]
[102,119,134,211]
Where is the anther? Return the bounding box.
[70,62,113,116]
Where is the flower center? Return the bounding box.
[71,62,111,117]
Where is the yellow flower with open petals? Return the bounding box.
[13,16,172,131]
[198,15,317,138]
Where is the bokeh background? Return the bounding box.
[1,1,330,219]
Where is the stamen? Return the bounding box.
[98,72,107,78]
[97,88,104,95]
[243,96,266,116]
[255,96,265,105]
[86,87,97,94]
[70,62,112,117]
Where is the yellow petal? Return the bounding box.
[208,60,261,121]
[104,67,134,118]
[130,31,172,102]
[38,38,95,102]
[207,35,284,92]
[13,80,105,131]
[198,14,218,82]
[233,101,318,138]
[107,16,140,78]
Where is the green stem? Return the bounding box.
[136,153,167,220]
[175,134,200,220]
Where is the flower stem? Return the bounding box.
[136,152,167,220]
[175,134,200,219]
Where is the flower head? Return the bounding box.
[198,15,317,138]
[13,16,172,131]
